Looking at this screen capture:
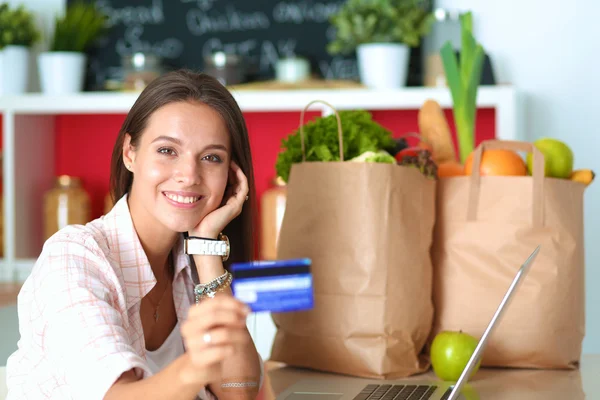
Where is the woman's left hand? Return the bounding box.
[190,161,248,238]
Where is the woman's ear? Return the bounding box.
[122,133,136,171]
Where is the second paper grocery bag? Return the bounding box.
[430,140,585,369]
[269,100,437,379]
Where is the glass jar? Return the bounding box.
[43,175,91,241]
[422,9,463,87]
[203,51,245,86]
[260,177,287,260]
[122,52,163,91]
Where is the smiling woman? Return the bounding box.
[5,70,263,400]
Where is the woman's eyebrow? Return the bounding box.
[150,136,229,152]
[151,135,182,145]
[201,144,229,152]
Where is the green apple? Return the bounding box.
[448,384,481,400]
[527,138,574,178]
[430,330,481,382]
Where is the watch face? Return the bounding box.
[219,233,230,261]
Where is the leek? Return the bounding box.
[440,12,485,163]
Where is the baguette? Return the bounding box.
[418,99,457,164]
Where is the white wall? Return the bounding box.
[7,0,63,40]
[1,0,598,362]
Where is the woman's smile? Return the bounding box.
[162,190,204,209]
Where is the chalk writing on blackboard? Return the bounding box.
[272,1,341,24]
[97,0,164,26]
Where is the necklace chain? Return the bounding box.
[146,253,173,322]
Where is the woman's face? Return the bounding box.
[124,100,231,234]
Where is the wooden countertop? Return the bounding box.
[0,282,22,307]
[260,354,600,399]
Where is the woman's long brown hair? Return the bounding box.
[109,69,257,265]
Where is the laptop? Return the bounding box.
[276,245,541,400]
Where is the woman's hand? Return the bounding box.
[190,160,248,239]
[179,296,251,386]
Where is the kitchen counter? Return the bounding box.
[260,354,600,399]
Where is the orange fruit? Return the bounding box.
[438,161,465,178]
[464,149,527,176]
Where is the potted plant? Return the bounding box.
[38,1,107,94]
[327,0,434,88]
[0,3,40,94]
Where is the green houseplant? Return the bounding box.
[38,1,107,94]
[0,3,40,49]
[0,3,40,94]
[327,0,433,88]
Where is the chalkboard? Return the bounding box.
[68,0,426,90]
[64,0,355,90]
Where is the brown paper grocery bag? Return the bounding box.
[430,140,585,369]
[269,100,436,379]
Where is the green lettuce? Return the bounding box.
[275,110,396,182]
[349,150,396,164]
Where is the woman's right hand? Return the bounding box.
[179,295,251,387]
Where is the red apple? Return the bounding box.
[430,330,481,382]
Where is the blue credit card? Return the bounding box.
[230,258,314,313]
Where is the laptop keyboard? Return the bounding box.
[353,384,440,400]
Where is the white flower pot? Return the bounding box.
[357,43,410,88]
[38,51,87,94]
[0,45,30,95]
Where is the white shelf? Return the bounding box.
[0,85,520,284]
[0,85,515,114]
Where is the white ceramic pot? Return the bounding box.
[356,43,410,88]
[38,51,86,94]
[0,45,30,95]
[275,57,310,82]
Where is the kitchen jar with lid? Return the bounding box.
[260,177,287,260]
[122,52,163,91]
[43,175,91,241]
[422,9,462,87]
[203,51,245,86]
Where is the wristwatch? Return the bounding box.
[184,232,230,262]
